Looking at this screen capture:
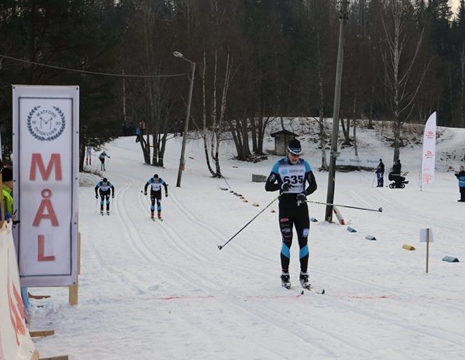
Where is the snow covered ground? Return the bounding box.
[31,122,465,360]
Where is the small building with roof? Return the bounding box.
[270,129,298,155]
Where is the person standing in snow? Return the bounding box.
[375,159,385,187]
[454,165,465,202]
[265,139,317,289]
[139,120,146,136]
[99,151,110,171]
[143,174,168,220]
[86,146,93,165]
[95,177,115,215]
[1,167,31,317]
[135,126,141,143]
[392,159,402,174]
[1,167,15,222]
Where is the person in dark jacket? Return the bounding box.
[376,159,385,187]
[454,165,465,202]
[388,159,405,187]
[265,139,317,289]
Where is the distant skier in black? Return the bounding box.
[99,151,110,171]
[454,165,465,202]
[375,159,385,187]
[143,174,168,220]
[95,178,115,215]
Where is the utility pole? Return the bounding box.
[325,0,349,222]
[122,69,127,124]
[173,51,196,188]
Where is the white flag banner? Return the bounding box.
[421,112,436,185]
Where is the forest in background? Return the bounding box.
[0,0,464,170]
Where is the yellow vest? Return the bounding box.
[2,184,13,219]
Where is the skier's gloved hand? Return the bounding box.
[112,195,115,198]
[281,182,291,192]
[144,192,147,196]
[95,195,98,199]
[296,193,307,206]
[165,193,169,197]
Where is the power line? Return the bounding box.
[0,54,187,79]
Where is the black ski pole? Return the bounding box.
[218,194,280,250]
[306,200,382,213]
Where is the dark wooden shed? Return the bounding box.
[271,129,298,155]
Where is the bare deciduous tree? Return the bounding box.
[380,0,430,162]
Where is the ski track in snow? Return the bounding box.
[30,134,465,360]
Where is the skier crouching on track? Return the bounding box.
[144,174,168,220]
[265,139,317,289]
[95,177,115,215]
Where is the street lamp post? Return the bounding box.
[173,51,196,188]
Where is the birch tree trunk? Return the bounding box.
[381,0,429,162]
[201,50,216,177]
[201,49,233,178]
[460,46,465,128]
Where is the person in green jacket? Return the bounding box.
[1,167,29,316]
[1,167,14,221]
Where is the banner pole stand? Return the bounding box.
[68,232,81,305]
[426,228,430,274]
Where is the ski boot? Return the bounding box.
[281,272,291,289]
[299,272,311,289]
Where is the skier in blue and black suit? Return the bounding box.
[98,151,110,171]
[95,178,115,215]
[143,174,168,219]
[265,139,317,289]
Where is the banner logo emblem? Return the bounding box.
[27,105,66,141]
